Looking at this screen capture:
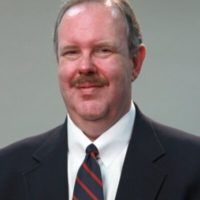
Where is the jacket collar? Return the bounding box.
[115,105,167,200]
[23,105,167,200]
[23,121,68,200]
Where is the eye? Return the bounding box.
[94,46,113,58]
[60,48,81,60]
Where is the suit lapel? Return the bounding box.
[22,106,168,200]
[23,122,68,200]
[115,106,168,200]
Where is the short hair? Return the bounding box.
[53,0,143,61]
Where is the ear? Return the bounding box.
[131,44,146,81]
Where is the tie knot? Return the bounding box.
[86,144,99,158]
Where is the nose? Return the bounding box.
[78,53,97,74]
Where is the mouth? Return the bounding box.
[76,82,106,89]
[76,83,105,99]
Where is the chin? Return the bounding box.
[68,99,109,121]
[79,106,108,121]
[78,108,106,121]
[80,114,102,121]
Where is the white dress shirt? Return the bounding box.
[67,103,136,200]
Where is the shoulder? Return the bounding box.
[133,103,200,198]
[0,124,63,167]
[0,123,66,196]
[149,118,200,152]
[135,105,200,152]
[147,117,200,172]
[135,105,200,168]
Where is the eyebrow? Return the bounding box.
[95,41,116,47]
[60,45,78,50]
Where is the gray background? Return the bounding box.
[0,0,199,148]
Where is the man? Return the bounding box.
[0,0,200,199]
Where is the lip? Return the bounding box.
[77,84,104,96]
[76,83,103,89]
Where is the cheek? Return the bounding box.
[105,64,133,100]
[100,58,132,85]
[58,63,76,86]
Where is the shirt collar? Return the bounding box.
[67,103,136,168]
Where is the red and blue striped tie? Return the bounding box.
[73,144,104,200]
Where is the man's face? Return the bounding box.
[57,2,141,127]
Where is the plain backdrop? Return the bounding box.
[0,0,199,148]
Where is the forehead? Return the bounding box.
[65,1,121,17]
[58,2,128,38]
[57,1,129,50]
[59,1,127,29]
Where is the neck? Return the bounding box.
[71,117,116,141]
[68,105,131,140]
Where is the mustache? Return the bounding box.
[70,74,109,88]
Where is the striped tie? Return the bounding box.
[73,144,104,200]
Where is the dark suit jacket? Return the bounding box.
[0,106,200,200]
